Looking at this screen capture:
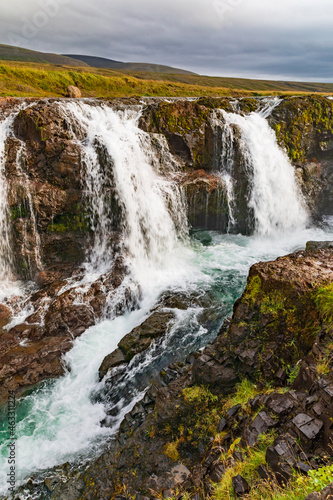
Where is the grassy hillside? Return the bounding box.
[64,54,196,75]
[0,45,88,67]
[0,60,332,98]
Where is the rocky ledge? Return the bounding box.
[19,243,333,500]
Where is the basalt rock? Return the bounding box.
[193,247,333,391]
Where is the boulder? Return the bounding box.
[66,86,81,98]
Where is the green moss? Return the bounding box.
[47,206,89,233]
[273,96,333,162]
[10,204,29,220]
[243,275,262,306]
[314,282,333,325]
[260,290,289,316]
[151,101,210,136]
[159,385,220,456]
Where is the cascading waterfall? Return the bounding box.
[0,101,196,494]
[1,99,333,498]
[220,118,236,229]
[0,116,16,288]
[14,144,43,274]
[0,112,29,301]
[217,101,308,236]
[61,102,188,286]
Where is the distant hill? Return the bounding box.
[0,45,89,67]
[63,54,197,75]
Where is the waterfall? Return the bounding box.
[218,107,308,236]
[14,143,43,275]
[0,116,15,284]
[1,99,330,498]
[60,102,188,287]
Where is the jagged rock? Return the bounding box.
[257,465,274,482]
[193,247,333,391]
[217,417,227,432]
[66,86,81,98]
[292,413,324,441]
[296,462,313,474]
[232,475,250,496]
[266,440,295,485]
[209,463,225,482]
[267,393,297,416]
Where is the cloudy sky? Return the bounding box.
[1,0,333,81]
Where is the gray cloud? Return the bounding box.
[1,0,333,81]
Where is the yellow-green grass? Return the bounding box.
[0,61,332,98]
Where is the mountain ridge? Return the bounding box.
[63,53,197,74]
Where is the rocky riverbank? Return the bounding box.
[16,242,333,500]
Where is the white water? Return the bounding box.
[220,108,308,236]
[0,100,332,497]
[14,144,43,274]
[60,102,188,289]
[0,113,27,301]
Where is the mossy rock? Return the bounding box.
[270,96,333,162]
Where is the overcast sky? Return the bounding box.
[1,0,333,81]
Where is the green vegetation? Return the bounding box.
[1,60,333,98]
[308,464,333,491]
[47,212,88,233]
[314,283,333,325]
[160,385,220,460]
[273,96,333,161]
[221,378,260,413]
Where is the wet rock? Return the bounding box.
[118,311,175,362]
[99,349,126,380]
[232,475,250,496]
[0,303,11,327]
[306,241,333,251]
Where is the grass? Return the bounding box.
[314,283,333,325]
[1,61,333,98]
[221,379,261,414]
